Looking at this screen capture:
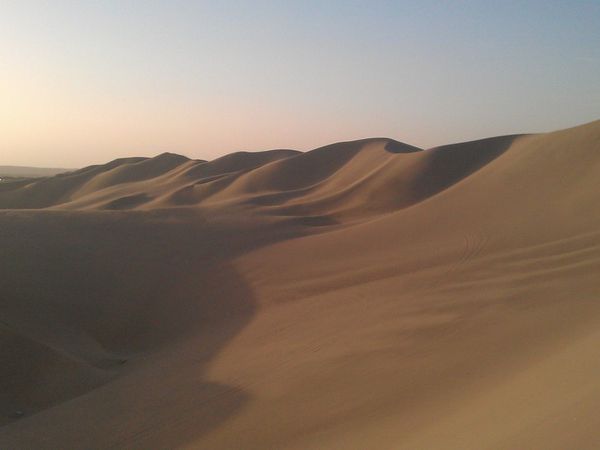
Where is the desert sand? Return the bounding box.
[1,120,600,449]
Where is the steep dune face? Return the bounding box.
[0,208,299,448]
[0,324,107,427]
[0,135,510,220]
[1,120,599,449]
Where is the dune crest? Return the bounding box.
[1,120,600,449]
[0,134,516,220]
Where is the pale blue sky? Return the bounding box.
[1,1,599,167]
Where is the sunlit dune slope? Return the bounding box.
[1,120,599,449]
[0,135,515,220]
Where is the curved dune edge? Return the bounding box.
[0,135,512,221]
[0,120,599,449]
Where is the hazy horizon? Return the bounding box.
[2,1,599,167]
[3,119,600,171]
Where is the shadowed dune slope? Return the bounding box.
[1,120,600,449]
[0,135,513,219]
[0,324,108,428]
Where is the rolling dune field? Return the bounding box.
[1,120,600,449]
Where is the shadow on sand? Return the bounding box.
[0,207,297,449]
[410,134,523,202]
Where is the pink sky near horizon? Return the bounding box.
[2,1,599,168]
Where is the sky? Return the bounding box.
[1,1,599,168]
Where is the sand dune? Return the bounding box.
[1,120,599,449]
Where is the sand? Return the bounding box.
[1,120,599,449]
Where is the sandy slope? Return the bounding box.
[0,120,599,449]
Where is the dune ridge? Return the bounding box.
[1,120,599,449]
[0,134,514,220]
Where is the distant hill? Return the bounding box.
[0,165,73,179]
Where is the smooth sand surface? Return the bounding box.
[1,120,599,449]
